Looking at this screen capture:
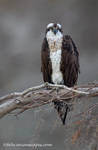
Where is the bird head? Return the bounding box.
[45,23,63,38]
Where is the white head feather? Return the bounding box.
[47,23,54,29]
[57,23,62,29]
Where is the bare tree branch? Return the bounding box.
[0,82,98,118]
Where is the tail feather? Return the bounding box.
[54,101,69,125]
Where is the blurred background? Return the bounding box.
[0,0,97,150]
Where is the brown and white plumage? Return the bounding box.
[41,23,80,124]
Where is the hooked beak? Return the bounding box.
[53,29,58,35]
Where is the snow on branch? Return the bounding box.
[0,82,98,118]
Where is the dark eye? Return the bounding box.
[47,27,53,31]
[47,28,50,31]
[58,28,62,32]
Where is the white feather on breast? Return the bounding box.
[50,50,63,84]
[46,30,63,84]
[46,30,63,52]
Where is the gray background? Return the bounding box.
[0,0,98,150]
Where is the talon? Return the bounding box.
[45,82,49,86]
[44,82,50,90]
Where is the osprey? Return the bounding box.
[41,23,80,124]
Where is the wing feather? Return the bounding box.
[41,38,52,83]
[61,35,80,87]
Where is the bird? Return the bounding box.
[41,23,80,125]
